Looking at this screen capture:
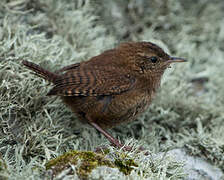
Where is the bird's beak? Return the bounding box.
[167,57,187,63]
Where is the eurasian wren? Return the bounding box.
[22,41,186,151]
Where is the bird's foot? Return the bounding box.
[111,139,132,151]
[94,144,132,153]
[89,122,148,154]
[95,143,149,155]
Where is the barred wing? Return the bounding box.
[47,65,136,96]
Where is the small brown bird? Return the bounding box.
[22,42,186,151]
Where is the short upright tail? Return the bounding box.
[22,60,59,83]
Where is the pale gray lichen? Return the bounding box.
[0,0,224,179]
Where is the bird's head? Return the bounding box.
[118,41,187,77]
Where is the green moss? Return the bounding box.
[102,148,110,154]
[46,150,138,178]
[114,158,138,175]
[46,150,115,179]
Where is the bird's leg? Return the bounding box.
[89,122,132,151]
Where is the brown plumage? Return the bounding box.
[22,41,187,151]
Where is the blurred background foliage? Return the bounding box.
[0,0,224,179]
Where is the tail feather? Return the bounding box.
[22,60,59,83]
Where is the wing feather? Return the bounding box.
[48,65,136,96]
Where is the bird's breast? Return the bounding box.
[94,89,153,128]
[61,87,157,129]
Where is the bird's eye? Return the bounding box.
[150,56,158,63]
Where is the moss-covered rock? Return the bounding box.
[114,158,138,175]
[45,150,138,179]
